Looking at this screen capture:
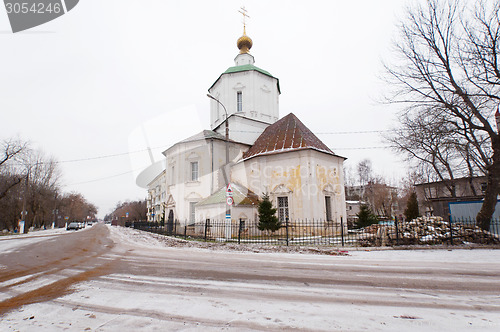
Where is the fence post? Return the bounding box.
[238,219,243,244]
[184,224,187,240]
[204,219,209,241]
[331,218,335,245]
[286,217,289,246]
[340,217,345,247]
[395,215,399,245]
[448,214,453,245]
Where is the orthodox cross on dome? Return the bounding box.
[236,6,253,54]
[238,6,250,33]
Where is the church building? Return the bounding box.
[145,24,347,229]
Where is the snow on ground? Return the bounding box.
[108,225,350,256]
[1,225,499,331]
[349,246,500,263]
[107,225,500,267]
[0,226,92,268]
[1,226,72,240]
[0,227,73,257]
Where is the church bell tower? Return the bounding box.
[208,8,280,145]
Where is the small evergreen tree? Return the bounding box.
[404,192,420,221]
[257,193,281,232]
[355,204,378,228]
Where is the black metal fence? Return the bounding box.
[131,217,500,247]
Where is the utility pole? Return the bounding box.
[20,168,29,233]
[207,93,232,239]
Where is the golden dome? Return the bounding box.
[237,28,253,54]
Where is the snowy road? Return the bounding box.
[1,224,500,331]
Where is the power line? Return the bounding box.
[317,130,391,135]
[8,144,170,166]
[6,131,392,170]
[56,145,170,164]
[49,144,392,186]
[66,168,141,186]
[231,129,390,134]
[332,146,390,150]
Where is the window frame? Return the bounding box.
[277,196,289,222]
[189,201,196,223]
[325,196,333,221]
[190,161,199,181]
[237,91,242,112]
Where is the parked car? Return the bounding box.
[66,222,80,230]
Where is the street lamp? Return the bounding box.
[207,93,229,165]
[207,93,231,238]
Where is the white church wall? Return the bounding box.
[234,53,254,66]
[195,204,258,238]
[311,152,347,225]
[235,150,346,223]
[163,137,250,225]
[195,204,257,223]
[214,116,270,145]
[209,70,279,130]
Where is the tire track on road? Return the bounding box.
[0,224,116,316]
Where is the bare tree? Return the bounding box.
[384,0,500,229]
[108,200,147,222]
[386,109,472,197]
[0,137,98,232]
[58,192,97,223]
[25,152,62,229]
[343,165,356,188]
[357,159,373,186]
[0,138,29,200]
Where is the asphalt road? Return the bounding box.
[1,224,499,331]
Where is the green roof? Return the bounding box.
[196,183,260,207]
[223,64,274,77]
[209,64,281,93]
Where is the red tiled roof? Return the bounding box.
[243,113,336,160]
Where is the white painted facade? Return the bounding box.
[195,204,258,226]
[235,53,255,66]
[162,132,249,224]
[215,115,271,145]
[146,170,166,222]
[209,71,280,128]
[232,150,347,223]
[208,53,280,144]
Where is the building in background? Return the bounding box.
[345,182,400,218]
[146,170,166,222]
[415,176,488,218]
[346,200,363,225]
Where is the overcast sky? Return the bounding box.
[0,0,411,218]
